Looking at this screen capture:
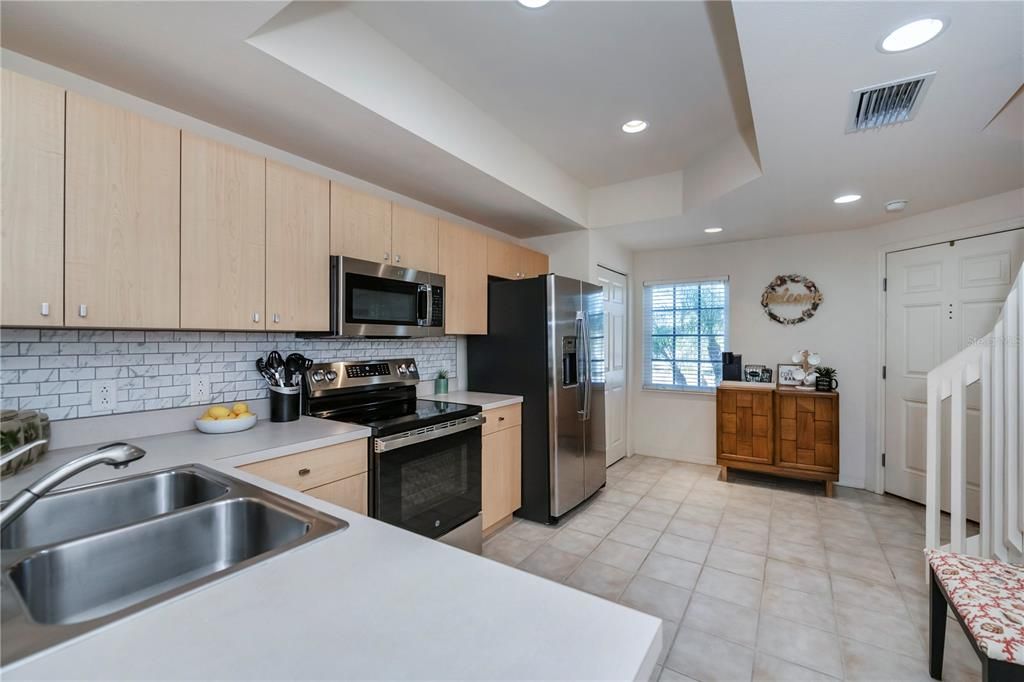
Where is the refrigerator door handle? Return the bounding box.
[582,311,592,421]
[575,314,586,416]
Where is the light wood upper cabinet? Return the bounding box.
[64,94,180,329]
[438,219,488,335]
[487,238,549,280]
[1,70,65,327]
[522,247,550,278]
[391,205,438,273]
[330,183,392,264]
[180,132,266,330]
[266,161,330,331]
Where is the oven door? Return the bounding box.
[372,418,482,541]
[339,257,444,337]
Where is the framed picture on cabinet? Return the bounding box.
[777,363,803,386]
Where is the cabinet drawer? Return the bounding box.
[239,439,367,491]
[304,472,368,515]
[482,404,522,436]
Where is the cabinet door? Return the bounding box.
[304,473,368,515]
[391,205,438,273]
[482,425,522,530]
[1,70,65,327]
[266,161,330,331]
[717,389,773,464]
[486,238,521,280]
[65,94,180,328]
[329,182,392,264]
[521,247,550,278]
[776,394,838,473]
[181,133,265,330]
[438,219,487,334]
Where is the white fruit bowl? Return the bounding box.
[194,413,257,434]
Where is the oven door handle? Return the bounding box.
[373,414,485,453]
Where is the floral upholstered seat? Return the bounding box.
[926,549,1024,665]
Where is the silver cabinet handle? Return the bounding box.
[395,254,401,264]
[272,313,280,324]
[384,252,390,262]
[40,302,49,317]
[252,312,260,323]
[78,304,87,318]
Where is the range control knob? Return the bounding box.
[408,363,417,374]
[397,364,407,375]
[325,370,338,381]
[312,370,326,382]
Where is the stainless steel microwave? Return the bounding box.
[303,256,444,338]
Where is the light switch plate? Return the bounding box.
[91,380,117,412]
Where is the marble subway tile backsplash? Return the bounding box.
[0,329,457,421]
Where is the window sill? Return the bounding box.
[642,385,717,397]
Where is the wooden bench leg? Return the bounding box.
[930,567,948,680]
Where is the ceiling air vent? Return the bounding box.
[846,72,935,132]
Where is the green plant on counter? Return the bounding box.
[436,369,449,379]
[817,366,837,381]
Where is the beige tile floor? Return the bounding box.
[483,455,984,682]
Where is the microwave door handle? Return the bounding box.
[417,285,430,326]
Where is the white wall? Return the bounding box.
[630,188,1024,489]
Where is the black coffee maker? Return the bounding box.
[722,352,743,381]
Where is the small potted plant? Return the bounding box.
[434,369,449,395]
[815,366,838,392]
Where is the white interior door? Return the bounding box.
[885,229,1023,516]
[597,266,628,467]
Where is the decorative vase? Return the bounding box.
[816,376,838,392]
[434,377,449,395]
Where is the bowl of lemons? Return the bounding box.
[195,403,258,434]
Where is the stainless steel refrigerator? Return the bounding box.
[467,274,606,524]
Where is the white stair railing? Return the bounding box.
[925,264,1024,563]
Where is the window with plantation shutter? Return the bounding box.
[642,277,729,392]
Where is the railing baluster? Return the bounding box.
[950,366,967,553]
[925,368,942,559]
[980,342,992,558]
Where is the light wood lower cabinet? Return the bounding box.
[1,70,65,327]
[438,219,488,335]
[304,473,368,515]
[64,93,180,328]
[180,132,266,330]
[481,404,522,532]
[266,161,330,331]
[238,439,368,515]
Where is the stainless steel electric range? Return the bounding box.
[303,358,483,553]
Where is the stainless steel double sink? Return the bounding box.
[0,464,347,665]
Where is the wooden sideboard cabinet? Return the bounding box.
[716,382,839,495]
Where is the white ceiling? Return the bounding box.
[349,1,751,188]
[1,1,1021,251]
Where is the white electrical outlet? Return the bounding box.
[190,375,211,404]
[91,380,118,412]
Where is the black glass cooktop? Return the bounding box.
[322,399,481,437]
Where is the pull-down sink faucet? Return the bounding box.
[0,442,146,532]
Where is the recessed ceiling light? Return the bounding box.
[704,227,723,234]
[621,120,649,134]
[833,194,862,204]
[517,0,551,8]
[885,199,909,213]
[880,18,946,53]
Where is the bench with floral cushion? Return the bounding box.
[926,549,1024,681]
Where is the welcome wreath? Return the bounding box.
[761,274,823,325]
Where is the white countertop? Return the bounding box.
[428,391,523,410]
[1,410,661,680]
